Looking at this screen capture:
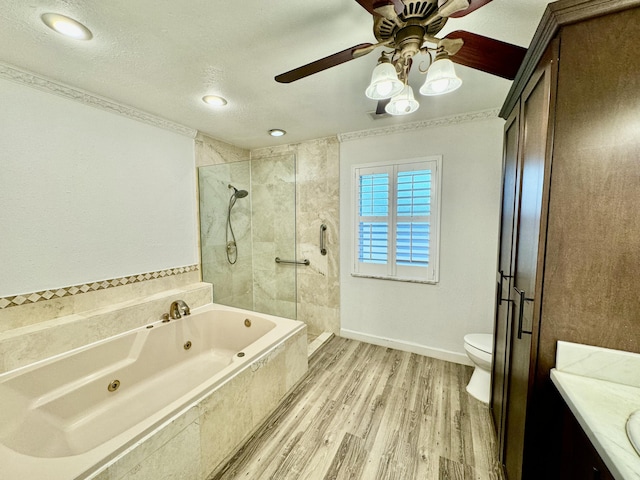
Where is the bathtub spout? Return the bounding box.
[169,300,190,319]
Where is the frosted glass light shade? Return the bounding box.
[420,57,462,96]
[385,85,420,115]
[365,62,404,100]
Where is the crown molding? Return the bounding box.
[337,108,501,142]
[0,62,197,139]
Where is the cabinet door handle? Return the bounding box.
[513,286,534,339]
[498,270,514,305]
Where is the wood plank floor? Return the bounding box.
[208,336,504,480]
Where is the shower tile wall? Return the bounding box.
[250,154,297,319]
[198,162,253,310]
[195,134,253,309]
[196,133,340,335]
[252,137,340,336]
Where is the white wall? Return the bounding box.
[340,117,504,363]
[0,78,198,296]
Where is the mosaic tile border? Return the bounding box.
[0,265,199,310]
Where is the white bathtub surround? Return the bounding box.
[0,283,212,374]
[551,341,640,480]
[0,303,308,480]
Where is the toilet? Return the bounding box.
[463,333,493,404]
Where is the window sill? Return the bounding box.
[350,273,438,285]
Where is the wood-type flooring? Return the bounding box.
[209,336,504,480]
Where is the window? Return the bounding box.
[352,156,441,283]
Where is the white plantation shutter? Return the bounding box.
[353,156,440,283]
[356,166,392,276]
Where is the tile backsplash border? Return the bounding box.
[0,265,199,310]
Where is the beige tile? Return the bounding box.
[102,407,200,480]
[285,329,309,391]
[115,420,202,480]
[0,283,213,373]
[248,347,287,425]
[198,370,254,476]
[0,271,202,333]
[195,133,249,167]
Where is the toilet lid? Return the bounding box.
[465,334,493,354]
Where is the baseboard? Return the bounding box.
[340,328,473,366]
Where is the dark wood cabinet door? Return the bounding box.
[503,44,556,480]
[491,104,519,460]
[560,403,615,480]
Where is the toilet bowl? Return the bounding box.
[464,333,493,404]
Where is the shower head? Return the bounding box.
[228,184,249,199]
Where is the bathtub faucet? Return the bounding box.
[169,300,190,319]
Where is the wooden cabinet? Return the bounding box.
[490,103,518,458]
[492,41,558,480]
[491,1,640,479]
[559,401,615,480]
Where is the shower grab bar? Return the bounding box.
[275,257,310,266]
[320,224,327,255]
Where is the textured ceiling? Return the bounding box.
[0,1,550,149]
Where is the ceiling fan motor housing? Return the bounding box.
[374,0,448,43]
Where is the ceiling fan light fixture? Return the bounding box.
[420,54,462,96]
[365,61,404,100]
[385,85,420,116]
[41,13,93,40]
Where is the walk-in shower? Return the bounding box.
[226,184,248,265]
[198,153,297,319]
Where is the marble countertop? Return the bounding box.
[551,341,640,480]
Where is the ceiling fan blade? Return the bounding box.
[449,0,493,18]
[275,43,373,83]
[445,30,527,80]
[354,0,404,17]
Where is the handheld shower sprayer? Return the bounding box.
[228,184,249,198]
[226,184,249,264]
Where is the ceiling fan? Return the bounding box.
[275,0,527,115]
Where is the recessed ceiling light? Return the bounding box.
[41,13,93,40]
[268,129,286,137]
[202,95,228,107]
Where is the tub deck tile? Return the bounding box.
[208,336,504,480]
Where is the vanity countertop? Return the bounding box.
[551,341,640,480]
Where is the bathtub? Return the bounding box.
[0,302,306,479]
